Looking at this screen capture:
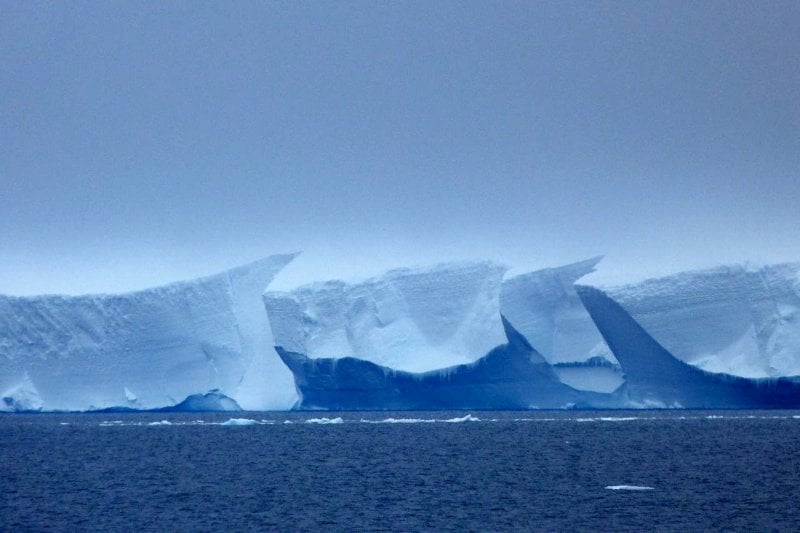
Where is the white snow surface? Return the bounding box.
[0,253,298,412]
[264,261,509,372]
[600,262,800,378]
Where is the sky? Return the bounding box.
[1,1,798,295]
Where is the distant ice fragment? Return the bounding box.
[1,374,43,412]
[220,418,259,426]
[124,387,137,403]
[305,417,344,424]
[605,485,654,491]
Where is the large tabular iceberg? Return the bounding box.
[6,251,800,412]
[0,254,297,412]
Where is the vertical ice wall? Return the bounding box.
[0,253,297,411]
[597,262,800,378]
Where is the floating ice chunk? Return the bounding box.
[605,485,654,491]
[220,418,259,426]
[147,420,172,426]
[124,387,137,403]
[305,417,344,424]
[0,374,43,412]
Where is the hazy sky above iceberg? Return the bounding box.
[1,1,798,295]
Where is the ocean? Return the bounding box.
[3,411,800,531]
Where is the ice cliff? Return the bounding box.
[4,253,800,412]
[0,254,297,412]
[576,284,800,408]
[590,262,800,378]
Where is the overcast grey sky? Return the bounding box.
[1,1,798,295]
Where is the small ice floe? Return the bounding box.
[305,417,344,424]
[220,418,259,426]
[605,485,654,491]
[147,420,172,426]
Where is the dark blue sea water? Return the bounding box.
[3,411,800,531]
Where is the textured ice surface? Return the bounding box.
[598,262,800,378]
[265,261,509,372]
[500,258,622,392]
[0,254,297,412]
[576,284,800,408]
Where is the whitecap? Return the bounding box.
[605,485,654,491]
[147,420,172,426]
[444,414,480,423]
[361,418,436,424]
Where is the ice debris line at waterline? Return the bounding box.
[2,253,800,412]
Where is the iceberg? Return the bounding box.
[576,284,800,408]
[587,262,800,378]
[151,390,242,412]
[0,253,297,412]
